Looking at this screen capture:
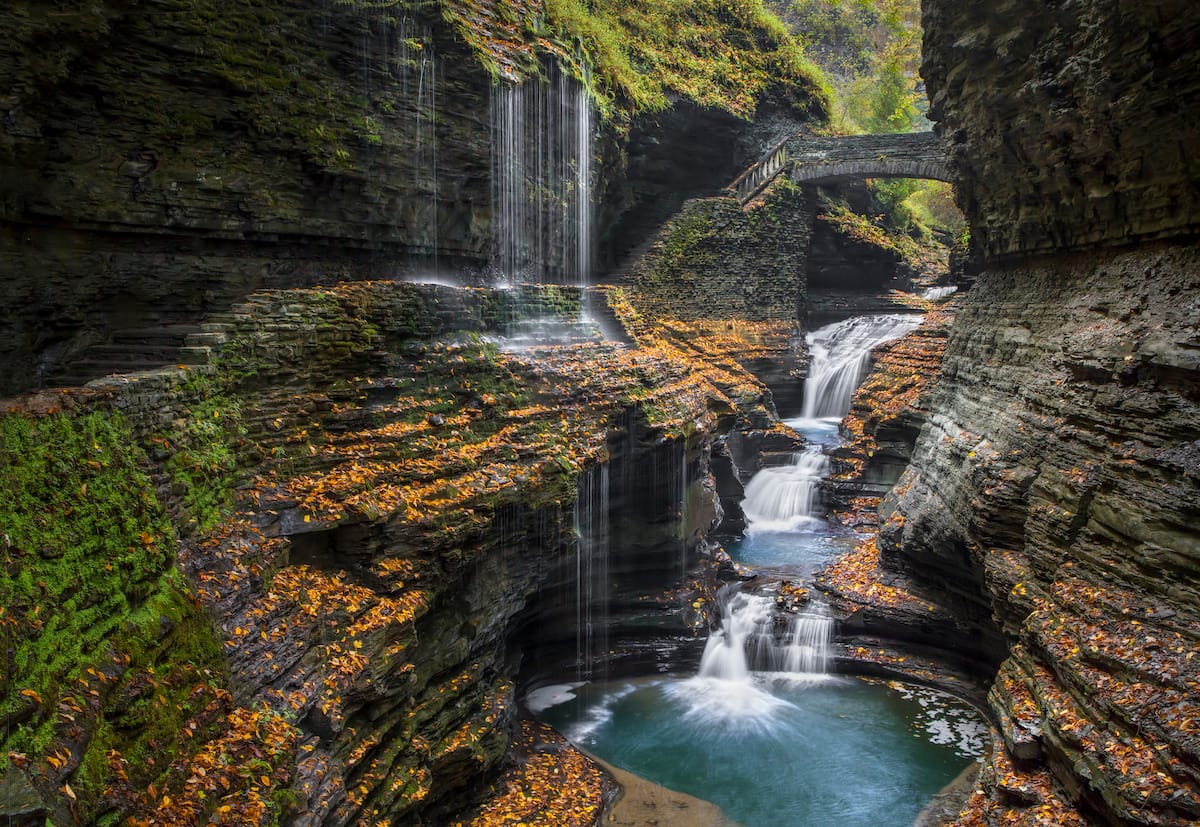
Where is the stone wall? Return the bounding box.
[624,177,812,323]
[922,0,1200,261]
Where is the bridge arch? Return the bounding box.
[729,131,950,202]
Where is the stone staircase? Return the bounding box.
[47,321,233,388]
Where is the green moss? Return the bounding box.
[542,0,832,120]
[0,406,225,821]
[158,382,246,534]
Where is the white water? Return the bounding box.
[491,68,594,287]
[574,464,610,681]
[800,314,923,419]
[922,285,958,301]
[395,18,439,263]
[697,590,833,681]
[740,448,829,532]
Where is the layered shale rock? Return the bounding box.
[922,0,1200,261]
[869,2,1200,822]
[1,281,781,825]
[880,246,1200,824]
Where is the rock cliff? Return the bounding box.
[872,1,1200,823]
[0,281,781,825]
[0,0,828,395]
[922,0,1200,261]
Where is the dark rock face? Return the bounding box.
[922,0,1200,261]
[0,1,813,396]
[893,2,1200,821]
[0,2,495,394]
[624,178,813,322]
[881,244,1200,823]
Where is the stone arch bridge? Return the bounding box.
[728,131,950,202]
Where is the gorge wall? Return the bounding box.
[0,0,828,395]
[877,1,1200,823]
[2,281,776,825]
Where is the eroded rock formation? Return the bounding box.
[864,1,1200,822]
[0,281,788,825]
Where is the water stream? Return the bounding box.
[490,68,594,286]
[533,313,986,826]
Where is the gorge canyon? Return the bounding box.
[1,1,1198,826]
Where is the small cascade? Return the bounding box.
[490,67,595,286]
[779,606,832,674]
[800,314,923,419]
[922,285,958,301]
[740,448,829,532]
[697,590,833,680]
[574,463,610,681]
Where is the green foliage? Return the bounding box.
[540,0,834,120]
[159,385,246,534]
[785,0,924,134]
[820,201,926,263]
[0,409,221,785]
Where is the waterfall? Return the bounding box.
[394,18,439,262]
[574,464,610,681]
[800,314,923,420]
[677,444,689,585]
[740,448,829,532]
[697,589,832,680]
[922,285,958,301]
[490,67,595,286]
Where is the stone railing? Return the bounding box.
[785,131,949,185]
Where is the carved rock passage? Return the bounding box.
[880,243,1200,824]
[786,132,949,186]
[922,0,1200,261]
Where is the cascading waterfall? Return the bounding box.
[574,463,610,681]
[490,67,595,287]
[697,589,832,680]
[738,315,922,535]
[740,448,829,532]
[800,314,923,419]
[922,285,958,301]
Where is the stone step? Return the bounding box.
[184,331,228,348]
[109,324,197,346]
[177,345,213,365]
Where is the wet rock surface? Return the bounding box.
[882,243,1200,825]
[922,1,1200,262]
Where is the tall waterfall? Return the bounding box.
[574,464,610,681]
[800,314,923,419]
[392,18,440,262]
[697,590,832,680]
[491,68,594,287]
